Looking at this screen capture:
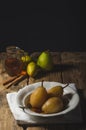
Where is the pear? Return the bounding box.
[21,55,32,63]
[42,97,63,114]
[21,55,32,71]
[27,61,38,77]
[47,86,63,98]
[30,81,48,108]
[37,51,53,71]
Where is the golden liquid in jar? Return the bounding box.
[5,57,23,76]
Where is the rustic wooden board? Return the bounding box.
[0,52,86,130]
[61,52,86,89]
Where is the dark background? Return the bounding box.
[0,1,85,54]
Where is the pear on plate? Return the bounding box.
[42,97,63,114]
[37,51,53,71]
[47,86,63,98]
[30,81,48,108]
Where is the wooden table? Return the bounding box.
[0,52,86,130]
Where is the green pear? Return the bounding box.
[27,61,38,77]
[21,55,32,63]
[37,51,53,71]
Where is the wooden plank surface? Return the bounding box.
[0,52,86,130]
[61,52,86,89]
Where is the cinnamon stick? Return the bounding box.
[3,74,21,86]
[3,73,27,89]
[13,74,28,86]
[5,75,26,89]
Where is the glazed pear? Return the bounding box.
[42,97,63,114]
[47,86,63,98]
[37,51,53,71]
[30,81,48,108]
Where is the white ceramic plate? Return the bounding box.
[16,81,79,118]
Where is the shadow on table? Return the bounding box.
[35,64,76,79]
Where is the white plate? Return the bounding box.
[16,81,80,118]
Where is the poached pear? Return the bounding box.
[30,81,48,108]
[42,97,63,114]
[37,51,53,71]
[47,86,63,98]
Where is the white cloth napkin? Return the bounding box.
[6,83,83,124]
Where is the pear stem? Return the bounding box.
[41,80,44,86]
[63,83,69,89]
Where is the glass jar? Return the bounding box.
[0,52,7,74]
[5,46,24,76]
